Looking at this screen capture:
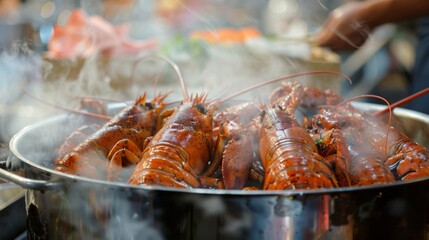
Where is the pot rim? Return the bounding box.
[8,102,429,196]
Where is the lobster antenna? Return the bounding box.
[77,95,124,103]
[131,54,159,100]
[332,94,392,157]
[257,96,264,110]
[373,87,429,116]
[20,83,112,121]
[132,54,189,102]
[203,84,234,110]
[218,71,352,103]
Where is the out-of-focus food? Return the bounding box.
[190,27,261,44]
[46,9,157,58]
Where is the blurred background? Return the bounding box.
[0,0,419,141]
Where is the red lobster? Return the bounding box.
[306,91,429,184]
[209,102,261,189]
[128,94,216,188]
[259,105,339,190]
[309,107,396,186]
[357,111,429,181]
[55,93,168,181]
[267,81,351,187]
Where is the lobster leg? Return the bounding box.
[106,139,144,181]
[107,139,143,160]
[200,176,224,189]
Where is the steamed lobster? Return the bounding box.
[336,99,429,181]
[266,81,351,188]
[354,109,429,181]
[128,94,217,188]
[55,93,168,181]
[308,107,396,186]
[258,105,339,190]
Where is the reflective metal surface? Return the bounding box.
[0,183,26,240]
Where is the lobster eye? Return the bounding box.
[316,119,324,128]
[145,102,154,110]
[259,110,266,122]
[196,103,206,114]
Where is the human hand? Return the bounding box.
[314,1,375,51]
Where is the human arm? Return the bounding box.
[314,0,429,50]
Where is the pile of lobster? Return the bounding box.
[53,72,429,190]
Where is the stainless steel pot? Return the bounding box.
[0,182,26,239]
[1,102,429,240]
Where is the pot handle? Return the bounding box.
[0,163,61,190]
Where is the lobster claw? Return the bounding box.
[216,121,254,189]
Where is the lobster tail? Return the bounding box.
[259,106,339,190]
[129,98,214,188]
[348,145,395,186]
[128,144,202,188]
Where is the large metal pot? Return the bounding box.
[1,102,429,240]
